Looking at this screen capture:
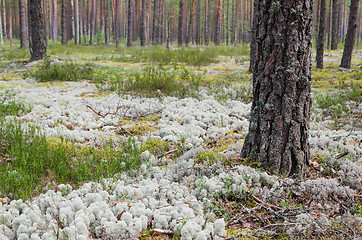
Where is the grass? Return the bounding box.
[0,90,144,200]
[23,57,96,82]
[95,64,203,97]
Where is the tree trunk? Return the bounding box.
[186,0,195,44]
[241,0,313,178]
[214,0,222,45]
[316,0,326,69]
[61,0,67,45]
[104,0,110,45]
[140,0,145,46]
[204,0,209,45]
[340,0,359,68]
[0,1,3,44]
[178,0,183,45]
[249,0,257,72]
[19,0,28,47]
[195,0,201,45]
[127,0,133,46]
[89,0,94,44]
[331,0,339,50]
[226,0,229,45]
[29,0,47,60]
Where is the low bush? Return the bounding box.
[24,58,95,82]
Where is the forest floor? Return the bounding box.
[0,43,361,240]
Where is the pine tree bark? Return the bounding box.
[140,0,146,46]
[340,0,359,68]
[104,0,110,45]
[195,0,201,45]
[186,0,195,44]
[226,0,229,45]
[316,0,326,69]
[19,0,27,47]
[214,0,222,45]
[127,0,133,46]
[241,0,313,178]
[204,0,209,45]
[29,0,47,60]
[331,0,339,50]
[61,0,67,45]
[178,0,184,45]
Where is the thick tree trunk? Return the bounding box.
[195,0,201,45]
[127,0,133,46]
[340,0,359,68]
[241,0,313,178]
[316,0,326,69]
[104,0,110,45]
[89,0,94,44]
[19,0,27,47]
[29,0,47,60]
[331,0,339,50]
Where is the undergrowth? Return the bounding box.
[0,90,143,200]
[23,58,96,82]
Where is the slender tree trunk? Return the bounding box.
[327,0,332,50]
[104,0,110,44]
[29,0,47,60]
[340,0,359,68]
[214,0,222,45]
[89,0,94,44]
[226,0,229,45]
[316,0,326,68]
[186,0,195,44]
[249,0,257,72]
[178,0,184,45]
[3,0,7,42]
[19,0,27,47]
[127,0,133,46]
[331,0,339,49]
[0,1,3,44]
[204,0,209,45]
[140,0,145,46]
[241,0,313,178]
[61,0,67,45]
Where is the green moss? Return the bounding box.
[141,138,169,156]
[239,157,259,168]
[195,151,223,165]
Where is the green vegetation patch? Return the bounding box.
[23,58,96,82]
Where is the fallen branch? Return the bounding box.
[151,228,173,235]
[335,151,349,159]
[86,104,106,118]
[228,113,245,121]
[251,194,284,211]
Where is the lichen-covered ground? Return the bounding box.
[0,45,361,240]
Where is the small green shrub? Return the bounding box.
[0,89,32,117]
[24,58,95,82]
[0,47,29,60]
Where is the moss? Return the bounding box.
[195,151,223,165]
[239,157,259,168]
[34,81,67,88]
[126,123,157,135]
[314,153,326,164]
[141,138,169,156]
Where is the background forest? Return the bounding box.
[0,0,361,48]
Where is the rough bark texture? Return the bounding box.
[249,0,258,72]
[61,0,67,45]
[340,0,359,69]
[29,0,47,61]
[178,0,184,45]
[214,0,222,45]
[19,0,27,47]
[331,0,339,50]
[140,0,146,46]
[241,0,313,178]
[127,0,133,46]
[316,0,326,69]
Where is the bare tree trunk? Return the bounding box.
[61,0,67,45]
[140,0,145,46]
[214,0,222,45]
[29,0,47,60]
[19,0,27,47]
[127,0,133,46]
[331,0,339,50]
[241,0,312,178]
[195,0,201,45]
[0,1,3,44]
[186,0,195,44]
[340,0,359,68]
[104,0,110,44]
[327,0,332,50]
[3,0,7,42]
[316,0,326,68]
[89,0,94,44]
[178,0,184,45]
[226,0,229,45]
[204,0,209,45]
